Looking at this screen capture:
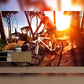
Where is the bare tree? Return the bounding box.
[0,11,7,44]
[0,0,9,44]
[24,11,35,37]
[2,11,18,39]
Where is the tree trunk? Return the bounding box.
[75,11,80,30]
[8,23,10,38]
[0,11,7,44]
[70,12,76,28]
[9,22,11,39]
[57,0,61,11]
[18,0,34,37]
[24,11,34,37]
[8,16,11,39]
[70,12,76,49]
[53,11,56,25]
[81,12,84,30]
[36,15,38,30]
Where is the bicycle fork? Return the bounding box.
[35,42,39,55]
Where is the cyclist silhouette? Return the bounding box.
[35,12,57,45]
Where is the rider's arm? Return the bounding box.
[35,22,42,33]
[43,20,48,31]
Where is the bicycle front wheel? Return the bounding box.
[27,44,44,66]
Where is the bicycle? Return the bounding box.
[25,31,64,66]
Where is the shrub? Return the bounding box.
[0,38,6,50]
[16,45,21,48]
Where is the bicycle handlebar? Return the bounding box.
[34,30,46,37]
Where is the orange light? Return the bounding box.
[61,0,82,11]
[56,12,71,31]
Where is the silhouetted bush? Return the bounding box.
[0,38,5,50]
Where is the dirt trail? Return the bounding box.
[0,35,84,67]
[5,41,25,50]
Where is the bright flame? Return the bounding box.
[56,11,71,31]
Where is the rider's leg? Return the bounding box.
[44,33,49,45]
[51,34,58,45]
[44,33,48,37]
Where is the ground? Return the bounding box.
[0,32,84,67]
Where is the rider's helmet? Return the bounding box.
[36,11,45,16]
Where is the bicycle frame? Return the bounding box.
[32,37,56,52]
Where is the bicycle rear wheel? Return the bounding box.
[44,40,63,66]
[55,40,63,54]
[55,40,63,66]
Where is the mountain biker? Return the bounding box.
[34,12,57,45]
